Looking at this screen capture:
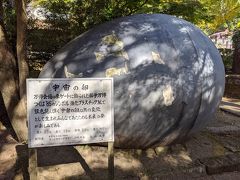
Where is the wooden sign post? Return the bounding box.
[27,78,114,179]
[108,142,114,180]
[29,149,37,180]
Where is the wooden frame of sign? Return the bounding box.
[27,78,114,180]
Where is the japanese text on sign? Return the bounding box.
[27,78,114,148]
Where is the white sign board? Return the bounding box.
[27,78,114,148]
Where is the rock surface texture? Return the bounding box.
[39,14,225,149]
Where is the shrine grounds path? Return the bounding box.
[1,97,240,180]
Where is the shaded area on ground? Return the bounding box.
[0,97,240,179]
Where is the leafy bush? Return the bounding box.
[218,48,233,73]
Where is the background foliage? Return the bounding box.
[2,0,240,72]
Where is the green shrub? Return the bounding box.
[218,48,233,73]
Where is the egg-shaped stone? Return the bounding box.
[39,14,225,149]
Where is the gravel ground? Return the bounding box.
[1,106,240,180]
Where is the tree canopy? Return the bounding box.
[31,0,240,33]
[199,0,240,32]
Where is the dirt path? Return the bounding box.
[220,97,240,117]
[1,98,240,180]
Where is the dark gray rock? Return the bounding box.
[39,14,225,149]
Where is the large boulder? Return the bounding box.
[39,14,225,149]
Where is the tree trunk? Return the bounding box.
[16,0,29,99]
[232,30,240,74]
[232,46,240,74]
[0,0,27,142]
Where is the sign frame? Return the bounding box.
[27,78,115,179]
[27,78,114,148]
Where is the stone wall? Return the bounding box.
[224,75,240,99]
